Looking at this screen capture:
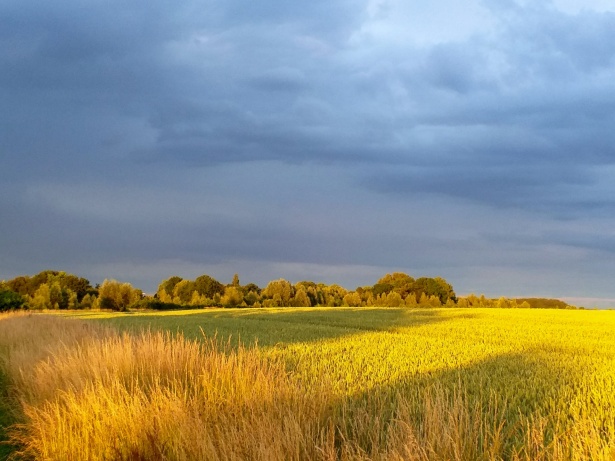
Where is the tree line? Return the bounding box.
[149,272,456,309]
[0,270,141,312]
[0,270,577,312]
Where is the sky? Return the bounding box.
[2,0,615,307]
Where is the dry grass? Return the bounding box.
[0,311,614,460]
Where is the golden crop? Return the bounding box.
[1,308,614,460]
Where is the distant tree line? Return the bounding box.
[0,270,141,312]
[0,270,578,312]
[152,272,456,309]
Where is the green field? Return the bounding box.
[73,307,615,396]
[2,307,615,460]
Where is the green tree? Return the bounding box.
[244,291,259,307]
[58,273,92,301]
[372,283,393,298]
[157,276,183,302]
[262,279,294,306]
[194,275,225,299]
[377,273,415,297]
[404,293,417,307]
[187,291,208,306]
[292,287,311,307]
[343,291,362,307]
[322,284,347,307]
[98,279,141,311]
[0,290,25,311]
[418,292,430,306]
[385,291,404,307]
[49,281,69,309]
[433,277,456,303]
[296,281,318,306]
[172,280,196,304]
[243,283,261,295]
[221,286,244,308]
[428,295,442,307]
[413,277,455,304]
[29,283,51,310]
[6,276,30,296]
[79,293,95,309]
[25,270,92,302]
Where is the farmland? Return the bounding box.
[1,307,614,460]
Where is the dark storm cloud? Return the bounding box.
[248,67,309,93]
[359,3,615,218]
[1,0,372,177]
[2,0,615,302]
[4,0,615,176]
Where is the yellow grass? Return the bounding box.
[1,309,614,460]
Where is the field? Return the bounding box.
[1,307,614,460]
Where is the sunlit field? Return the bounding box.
[1,308,614,460]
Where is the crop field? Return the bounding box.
[1,307,614,460]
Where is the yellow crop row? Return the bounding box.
[0,308,614,460]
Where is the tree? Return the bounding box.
[385,291,404,307]
[372,283,393,298]
[433,277,456,303]
[405,293,417,307]
[188,291,208,306]
[29,283,51,310]
[6,276,30,296]
[26,282,71,310]
[16,270,94,302]
[49,281,68,309]
[80,293,95,309]
[172,280,195,304]
[243,283,261,307]
[296,281,318,306]
[428,295,442,307]
[44,271,91,300]
[98,279,141,311]
[418,292,430,306]
[158,276,183,302]
[244,291,259,307]
[292,287,311,307]
[60,274,93,301]
[343,291,362,307]
[0,290,25,311]
[221,286,244,308]
[194,275,225,299]
[377,273,415,297]
[322,284,347,307]
[243,283,261,295]
[262,279,294,306]
[413,277,455,304]
[496,297,510,309]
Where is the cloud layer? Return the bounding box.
[2,0,615,305]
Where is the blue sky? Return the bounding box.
[2,0,615,307]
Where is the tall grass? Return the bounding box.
[0,311,613,460]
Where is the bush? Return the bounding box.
[98,296,124,312]
[131,299,185,311]
[0,290,26,311]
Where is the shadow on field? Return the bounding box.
[94,308,475,348]
[335,345,602,458]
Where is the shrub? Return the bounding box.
[0,290,26,312]
[131,299,185,311]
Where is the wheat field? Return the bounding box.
[1,308,614,460]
